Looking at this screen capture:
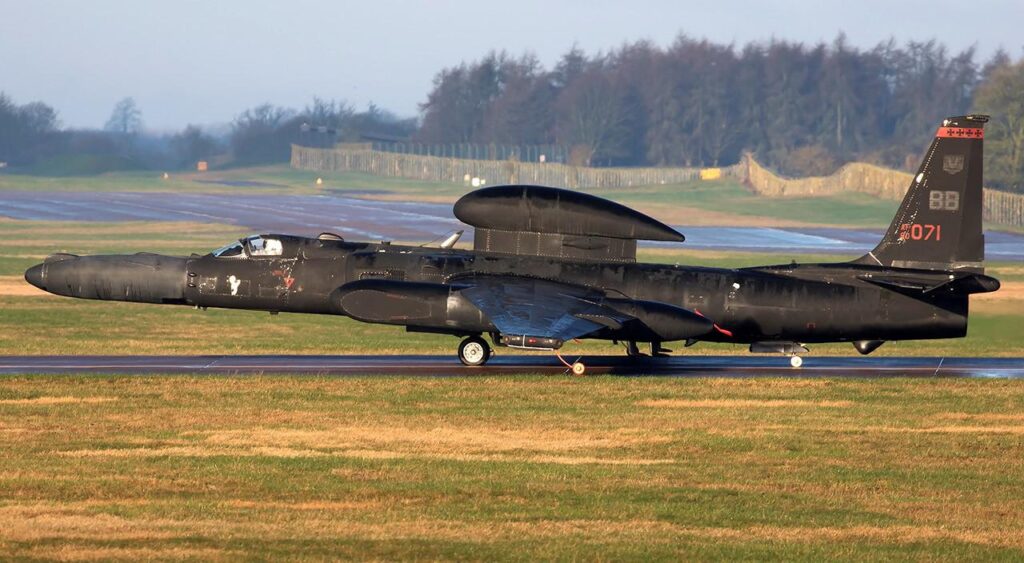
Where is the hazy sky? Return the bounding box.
[3,0,1022,131]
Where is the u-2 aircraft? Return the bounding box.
[25,115,1000,371]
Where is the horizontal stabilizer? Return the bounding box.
[926,273,1001,295]
[859,272,1000,296]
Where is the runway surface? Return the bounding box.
[4,191,1024,259]
[1,355,1022,378]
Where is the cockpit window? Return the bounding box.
[212,241,244,258]
[247,236,283,257]
[211,236,284,258]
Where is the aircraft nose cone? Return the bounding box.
[24,263,45,290]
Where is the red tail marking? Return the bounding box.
[936,127,983,139]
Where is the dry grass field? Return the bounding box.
[2,376,1024,559]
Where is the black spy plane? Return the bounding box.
[25,115,1000,372]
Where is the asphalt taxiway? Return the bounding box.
[4,191,1024,259]
[1,355,1022,378]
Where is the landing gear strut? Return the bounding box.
[626,341,643,357]
[458,335,491,366]
[624,340,671,358]
[651,341,672,357]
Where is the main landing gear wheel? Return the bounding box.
[789,355,803,368]
[458,336,491,366]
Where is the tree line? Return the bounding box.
[2,33,1023,191]
[0,94,414,174]
[417,36,1024,191]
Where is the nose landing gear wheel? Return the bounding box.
[458,336,491,366]
[789,355,803,368]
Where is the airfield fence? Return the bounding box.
[371,141,570,164]
[291,144,1024,227]
[291,144,744,189]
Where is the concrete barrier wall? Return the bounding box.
[292,144,1024,227]
[744,154,1024,227]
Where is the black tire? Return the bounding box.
[458,336,491,366]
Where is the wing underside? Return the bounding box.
[456,275,714,349]
[458,276,626,348]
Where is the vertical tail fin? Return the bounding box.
[856,114,988,272]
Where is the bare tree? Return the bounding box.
[974,59,1024,191]
[104,97,143,135]
[555,70,631,166]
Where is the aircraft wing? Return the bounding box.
[456,275,628,348]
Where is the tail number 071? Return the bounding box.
[898,223,942,241]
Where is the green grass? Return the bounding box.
[1,296,1021,357]
[602,180,900,228]
[19,153,146,176]
[1,375,1024,559]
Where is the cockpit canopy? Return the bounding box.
[212,235,285,259]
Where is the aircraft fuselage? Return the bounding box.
[31,236,965,347]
